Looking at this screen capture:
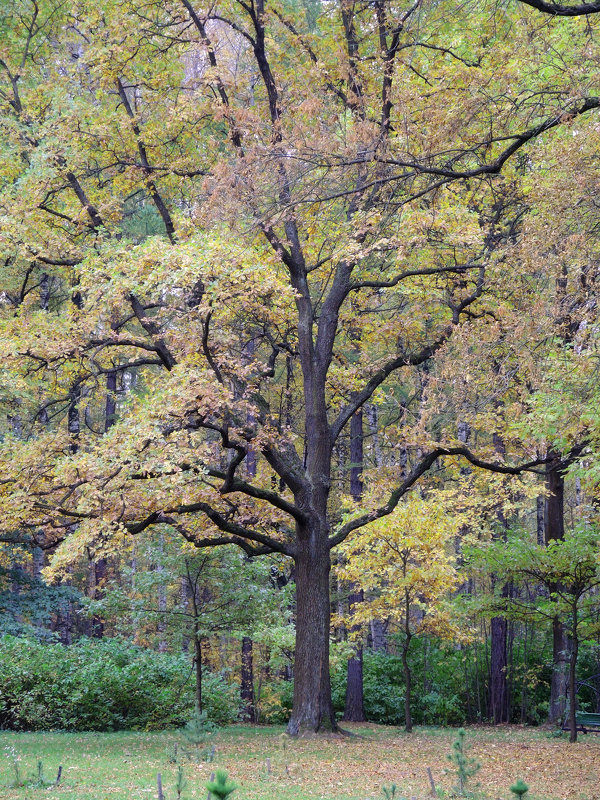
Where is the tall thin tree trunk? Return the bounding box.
[568,606,579,744]
[91,372,118,637]
[157,534,167,653]
[241,636,256,722]
[239,366,257,723]
[546,455,569,724]
[402,586,413,733]
[194,627,203,712]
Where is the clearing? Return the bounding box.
[0,724,598,800]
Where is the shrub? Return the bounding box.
[0,635,238,731]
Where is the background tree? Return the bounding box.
[470,528,600,742]
[339,493,464,732]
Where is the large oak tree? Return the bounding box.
[1,0,599,732]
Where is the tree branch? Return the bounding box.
[328,447,550,548]
[517,0,600,15]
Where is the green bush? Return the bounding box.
[331,651,405,724]
[331,641,468,725]
[0,636,238,731]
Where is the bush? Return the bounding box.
[255,681,292,724]
[331,651,405,724]
[331,640,468,725]
[0,636,238,731]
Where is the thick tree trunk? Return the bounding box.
[240,636,256,722]
[369,619,388,652]
[489,615,509,723]
[344,644,365,722]
[286,529,337,735]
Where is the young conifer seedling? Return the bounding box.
[445,728,480,796]
[510,779,529,798]
[206,769,237,799]
[175,765,186,799]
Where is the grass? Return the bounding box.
[0,724,598,800]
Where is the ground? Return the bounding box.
[0,724,598,800]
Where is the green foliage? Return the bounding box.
[175,765,186,799]
[206,769,237,799]
[331,644,467,725]
[181,709,216,744]
[510,779,529,798]
[331,652,404,724]
[0,564,81,640]
[180,709,217,762]
[4,750,53,790]
[445,729,480,797]
[381,783,398,799]
[0,636,238,731]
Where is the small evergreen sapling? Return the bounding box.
[180,709,216,762]
[445,728,480,796]
[206,769,237,799]
[175,765,186,799]
[510,779,529,798]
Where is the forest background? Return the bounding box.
[3,0,600,744]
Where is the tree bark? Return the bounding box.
[545,454,569,724]
[401,629,413,733]
[286,527,337,734]
[343,406,366,722]
[240,636,256,722]
[489,614,509,723]
[568,608,579,743]
[344,588,366,721]
[550,616,569,725]
[369,619,388,652]
[194,628,203,712]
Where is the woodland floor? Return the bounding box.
[0,724,598,800]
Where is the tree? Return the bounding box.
[339,494,464,732]
[471,529,600,742]
[82,532,282,713]
[1,0,599,733]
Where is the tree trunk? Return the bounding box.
[550,617,569,725]
[490,614,509,723]
[90,372,116,637]
[286,528,337,735]
[194,629,203,713]
[343,589,366,722]
[536,496,545,545]
[155,531,168,652]
[343,406,366,722]
[91,558,106,638]
[402,635,413,732]
[545,455,569,724]
[569,615,578,743]
[240,636,256,722]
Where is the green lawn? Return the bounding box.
[1,724,598,800]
